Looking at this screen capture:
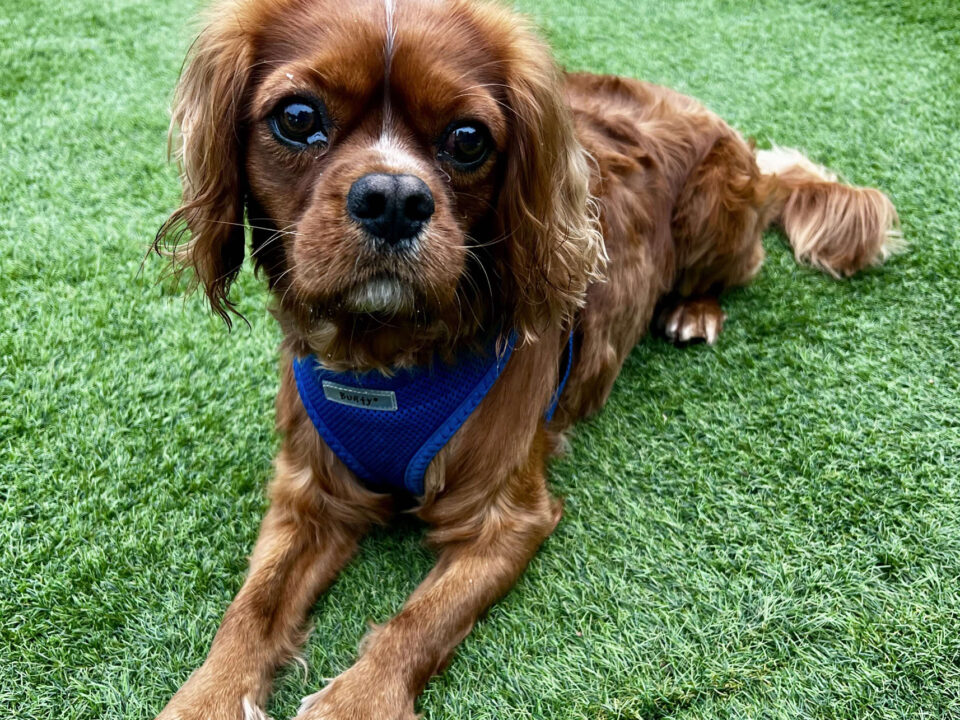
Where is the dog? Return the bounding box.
[152,0,900,717]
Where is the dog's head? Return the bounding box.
[157,0,602,364]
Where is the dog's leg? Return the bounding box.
[662,133,769,347]
[155,451,370,720]
[293,442,560,720]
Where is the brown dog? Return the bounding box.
[153,0,900,717]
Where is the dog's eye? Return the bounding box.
[439,123,491,170]
[269,98,328,148]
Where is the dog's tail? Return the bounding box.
[755,146,902,277]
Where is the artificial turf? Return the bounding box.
[1,0,959,717]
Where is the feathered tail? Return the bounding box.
[756,147,902,277]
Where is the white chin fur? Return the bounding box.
[345,278,413,314]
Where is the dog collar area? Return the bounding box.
[293,330,573,496]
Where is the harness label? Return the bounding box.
[321,381,398,412]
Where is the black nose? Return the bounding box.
[346,173,434,246]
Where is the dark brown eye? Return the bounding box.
[439,123,491,170]
[270,98,327,148]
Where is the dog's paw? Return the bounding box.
[292,669,415,720]
[156,695,268,720]
[661,297,726,346]
[155,670,266,720]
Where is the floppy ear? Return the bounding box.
[154,13,253,325]
[496,22,605,342]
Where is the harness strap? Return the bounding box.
[294,328,574,496]
[545,331,574,422]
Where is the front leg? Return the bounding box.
[155,451,371,720]
[295,443,561,720]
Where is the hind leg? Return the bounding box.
[658,134,769,346]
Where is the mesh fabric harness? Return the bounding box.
[293,331,573,496]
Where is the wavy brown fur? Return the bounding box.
[757,146,902,277]
[150,2,902,719]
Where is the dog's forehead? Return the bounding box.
[389,3,505,116]
[257,0,505,120]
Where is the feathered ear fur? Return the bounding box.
[493,15,605,342]
[154,8,254,325]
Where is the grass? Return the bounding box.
[1,0,959,717]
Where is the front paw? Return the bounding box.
[293,667,415,720]
[155,671,267,720]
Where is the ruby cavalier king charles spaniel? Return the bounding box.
[152,0,900,717]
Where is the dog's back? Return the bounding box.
[555,71,900,423]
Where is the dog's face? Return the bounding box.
[245,0,508,322]
[158,0,602,363]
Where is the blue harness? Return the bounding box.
[293,331,573,496]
